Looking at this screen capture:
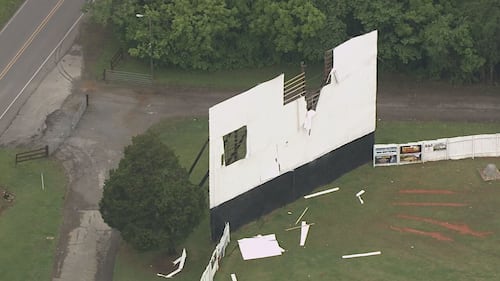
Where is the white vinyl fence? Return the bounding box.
[200,223,231,281]
[374,133,500,167]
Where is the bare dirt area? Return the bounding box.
[377,74,500,122]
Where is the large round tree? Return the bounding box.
[99,132,205,251]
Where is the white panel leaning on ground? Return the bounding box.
[209,30,378,209]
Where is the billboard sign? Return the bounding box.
[373,144,398,166]
[399,143,422,164]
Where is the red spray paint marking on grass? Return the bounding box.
[393,202,467,207]
[397,214,493,237]
[390,225,453,241]
[399,189,456,194]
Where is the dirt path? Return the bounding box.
[51,85,236,281]
[377,75,500,122]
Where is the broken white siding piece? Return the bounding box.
[303,109,316,135]
[238,234,285,260]
[295,207,309,225]
[157,248,187,278]
[356,190,365,204]
[300,221,310,246]
[231,273,238,281]
[342,251,381,259]
[304,187,340,199]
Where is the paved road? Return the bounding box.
[0,0,86,135]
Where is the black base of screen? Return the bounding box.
[209,131,375,241]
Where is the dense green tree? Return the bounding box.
[348,0,484,81]
[247,0,326,63]
[86,0,499,83]
[143,0,239,70]
[459,0,500,83]
[420,11,483,82]
[222,0,327,67]
[87,0,327,69]
[99,132,205,251]
[83,0,113,25]
[310,0,350,55]
[89,0,238,70]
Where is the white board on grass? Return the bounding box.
[238,234,285,260]
[342,251,381,259]
[300,221,310,246]
[304,187,340,199]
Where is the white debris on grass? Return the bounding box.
[356,190,365,204]
[304,187,340,199]
[300,221,310,246]
[342,251,381,259]
[238,234,285,260]
[295,207,309,225]
[157,248,187,278]
[285,222,315,231]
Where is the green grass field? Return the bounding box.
[112,119,500,281]
[0,0,24,30]
[217,158,500,281]
[0,149,66,280]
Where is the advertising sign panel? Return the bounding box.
[373,145,398,166]
[399,143,422,164]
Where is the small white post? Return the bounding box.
[41,172,45,191]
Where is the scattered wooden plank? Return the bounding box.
[295,207,309,225]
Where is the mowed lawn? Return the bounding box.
[113,119,500,281]
[0,149,66,280]
[0,0,24,29]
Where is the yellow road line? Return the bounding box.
[0,0,65,81]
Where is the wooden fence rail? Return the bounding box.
[15,145,49,165]
[103,69,153,86]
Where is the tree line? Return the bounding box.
[88,0,500,83]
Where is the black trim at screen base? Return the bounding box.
[210,131,374,241]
